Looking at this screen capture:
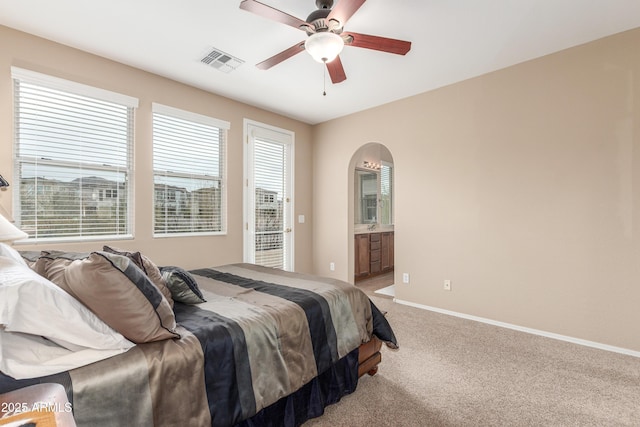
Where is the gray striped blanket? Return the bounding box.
[0,263,397,427]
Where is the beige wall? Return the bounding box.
[313,28,640,352]
[0,26,314,273]
[3,23,640,353]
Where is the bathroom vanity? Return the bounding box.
[355,231,394,281]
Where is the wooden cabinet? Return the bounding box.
[369,233,381,274]
[355,232,394,281]
[355,234,370,279]
[381,231,394,271]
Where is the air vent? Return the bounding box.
[200,48,244,73]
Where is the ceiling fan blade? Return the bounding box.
[240,0,308,30]
[256,41,306,70]
[344,31,411,55]
[326,56,347,84]
[327,0,366,27]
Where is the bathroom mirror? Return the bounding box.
[352,143,393,227]
[355,169,378,224]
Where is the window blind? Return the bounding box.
[381,163,393,225]
[253,138,288,269]
[152,104,228,236]
[12,69,136,241]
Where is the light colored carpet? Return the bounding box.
[306,295,640,426]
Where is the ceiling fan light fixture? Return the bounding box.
[304,31,344,63]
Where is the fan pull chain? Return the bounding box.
[323,62,327,96]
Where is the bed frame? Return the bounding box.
[358,336,383,377]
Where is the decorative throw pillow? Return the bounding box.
[19,250,47,277]
[62,251,179,343]
[160,266,207,304]
[18,250,41,266]
[102,245,174,308]
[38,251,92,298]
[43,250,90,259]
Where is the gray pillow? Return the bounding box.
[102,245,174,308]
[160,266,206,304]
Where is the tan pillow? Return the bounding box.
[41,251,92,298]
[103,245,174,308]
[63,251,179,343]
[19,250,51,277]
[44,257,75,297]
[19,250,41,269]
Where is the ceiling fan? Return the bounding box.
[239,0,412,84]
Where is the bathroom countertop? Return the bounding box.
[354,225,394,234]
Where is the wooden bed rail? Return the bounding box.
[358,335,383,377]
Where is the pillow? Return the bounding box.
[160,266,207,304]
[19,250,49,278]
[62,251,179,343]
[0,243,27,266]
[102,245,174,308]
[0,249,134,353]
[18,250,41,268]
[43,250,90,259]
[39,251,92,298]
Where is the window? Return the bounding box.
[152,104,228,236]
[380,162,393,225]
[12,67,137,242]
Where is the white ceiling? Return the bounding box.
[1,0,640,124]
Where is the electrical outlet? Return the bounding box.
[402,273,410,284]
[329,262,335,271]
[444,280,451,291]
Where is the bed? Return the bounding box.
[0,244,397,427]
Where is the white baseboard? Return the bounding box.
[393,298,640,359]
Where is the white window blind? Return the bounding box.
[152,104,228,236]
[253,138,289,269]
[12,68,136,242]
[381,162,393,225]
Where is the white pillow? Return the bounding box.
[0,242,27,266]
[0,252,134,353]
[0,328,131,380]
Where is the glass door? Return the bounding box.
[244,120,294,270]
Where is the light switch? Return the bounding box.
[298,215,305,224]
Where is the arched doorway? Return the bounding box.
[349,143,395,296]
